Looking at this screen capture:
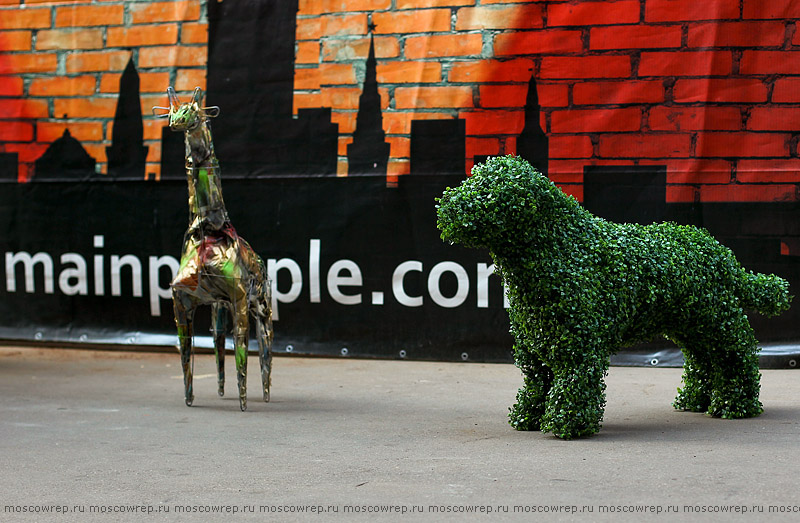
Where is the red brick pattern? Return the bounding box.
[0,0,205,180]
[0,0,798,203]
[296,0,800,199]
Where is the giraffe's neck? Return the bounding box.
[184,121,228,230]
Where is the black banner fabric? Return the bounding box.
[0,176,515,362]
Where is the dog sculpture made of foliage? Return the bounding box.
[436,155,792,439]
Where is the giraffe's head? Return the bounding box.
[153,87,219,132]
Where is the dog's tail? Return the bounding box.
[737,271,792,317]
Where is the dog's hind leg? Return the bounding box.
[542,351,609,439]
[672,335,713,413]
[509,342,553,431]
[706,313,763,419]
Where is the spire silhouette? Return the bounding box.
[516,71,549,176]
[34,129,97,181]
[347,29,390,176]
[107,57,148,180]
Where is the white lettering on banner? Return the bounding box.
[3,237,508,321]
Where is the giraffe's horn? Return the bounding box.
[167,86,181,109]
[191,87,203,104]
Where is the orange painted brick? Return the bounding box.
[661,159,732,184]
[0,30,32,51]
[386,136,411,158]
[540,55,631,79]
[590,25,682,50]
[54,97,118,119]
[772,78,800,103]
[295,67,322,90]
[174,69,206,92]
[293,91,326,112]
[377,61,441,84]
[0,76,24,96]
[372,9,450,34]
[494,30,583,56]
[748,107,800,131]
[297,41,320,64]
[324,87,363,110]
[66,50,130,73]
[696,132,791,158]
[462,109,524,135]
[0,8,50,30]
[107,25,179,47]
[101,71,171,93]
[387,158,410,178]
[139,46,207,68]
[449,58,535,83]
[327,0,391,12]
[744,0,800,19]
[573,80,664,105]
[549,0,639,26]
[645,0,739,22]
[649,106,742,131]
[687,21,786,48]
[551,107,641,133]
[382,111,451,134]
[319,62,357,85]
[456,4,544,30]
[322,13,368,37]
[549,135,593,159]
[666,185,698,203]
[130,1,200,24]
[395,85,474,109]
[737,159,800,183]
[36,121,103,143]
[322,37,399,62]
[330,110,357,133]
[55,5,124,28]
[181,22,208,45]
[0,52,57,74]
[143,119,168,141]
[599,133,692,158]
[699,184,797,203]
[538,84,569,108]
[0,98,49,118]
[639,51,732,77]
[673,78,767,104]
[465,136,500,157]
[398,0,472,7]
[297,18,323,41]
[479,84,528,109]
[337,136,353,156]
[298,0,326,16]
[0,120,33,141]
[29,75,96,96]
[740,51,800,75]
[405,33,482,59]
[36,29,104,51]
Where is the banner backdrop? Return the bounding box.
[1,0,799,364]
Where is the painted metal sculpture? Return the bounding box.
[437,155,792,439]
[154,87,273,411]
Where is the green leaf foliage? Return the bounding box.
[436,155,793,439]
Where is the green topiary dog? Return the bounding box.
[436,155,792,439]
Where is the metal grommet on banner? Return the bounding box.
[79,334,88,342]
[650,358,659,366]
[789,359,797,368]
[461,352,469,361]
[399,350,407,359]
[341,347,349,356]
[285,345,294,353]
[34,332,43,340]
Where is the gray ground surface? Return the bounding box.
[1,345,798,522]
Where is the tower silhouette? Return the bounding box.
[516,71,549,176]
[33,129,96,181]
[347,29,390,176]
[106,57,148,180]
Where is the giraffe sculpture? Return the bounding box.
[154,87,273,411]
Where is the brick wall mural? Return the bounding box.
[0,0,798,359]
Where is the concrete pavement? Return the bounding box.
[1,345,799,522]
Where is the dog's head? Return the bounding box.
[436,155,547,251]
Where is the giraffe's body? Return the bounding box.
[157,87,273,411]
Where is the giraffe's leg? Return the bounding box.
[212,303,227,397]
[173,290,195,407]
[232,295,249,411]
[255,309,273,403]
